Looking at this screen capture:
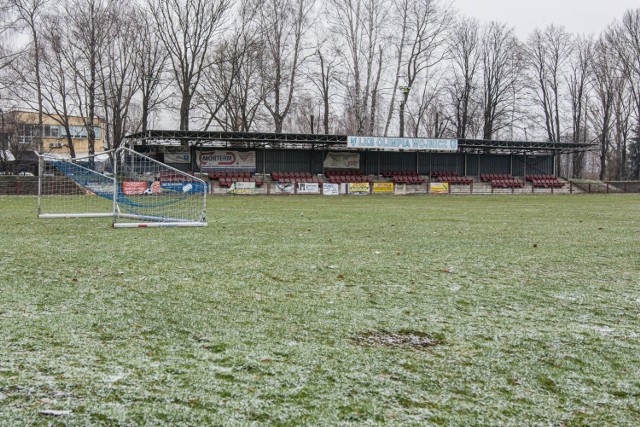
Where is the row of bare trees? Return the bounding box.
[0,0,639,179]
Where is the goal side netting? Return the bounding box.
[112,147,207,228]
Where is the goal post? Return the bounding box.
[37,148,208,228]
[111,147,207,228]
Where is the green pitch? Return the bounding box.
[1,195,639,425]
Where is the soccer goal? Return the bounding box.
[38,147,208,228]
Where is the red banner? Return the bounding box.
[122,181,149,195]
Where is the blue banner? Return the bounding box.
[347,136,458,152]
[160,181,208,194]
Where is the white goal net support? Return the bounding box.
[38,147,207,228]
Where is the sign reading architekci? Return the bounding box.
[347,136,458,152]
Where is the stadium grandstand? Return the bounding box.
[122,130,595,195]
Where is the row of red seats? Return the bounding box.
[381,170,420,178]
[276,177,319,184]
[436,176,473,185]
[328,175,370,183]
[325,170,364,178]
[532,179,564,188]
[481,173,513,182]
[492,179,525,188]
[392,175,425,184]
[218,176,264,187]
[208,171,253,180]
[271,171,315,181]
[526,174,555,181]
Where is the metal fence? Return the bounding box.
[569,181,640,194]
[0,176,38,195]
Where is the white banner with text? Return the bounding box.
[323,152,360,169]
[198,151,256,172]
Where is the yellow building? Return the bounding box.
[6,110,105,158]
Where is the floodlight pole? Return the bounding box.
[399,85,410,138]
[0,109,4,152]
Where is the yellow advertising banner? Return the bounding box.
[228,182,256,195]
[349,182,370,195]
[430,182,449,194]
[373,182,394,193]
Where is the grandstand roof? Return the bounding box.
[124,130,595,154]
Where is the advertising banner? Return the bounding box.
[164,152,191,163]
[121,181,148,195]
[161,181,207,194]
[199,151,256,172]
[87,182,116,197]
[275,182,295,194]
[297,183,320,194]
[324,152,360,169]
[323,183,339,195]
[348,136,458,152]
[372,182,394,193]
[164,146,190,163]
[430,182,449,194]
[227,181,255,195]
[349,182,370,195]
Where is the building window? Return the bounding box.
[44,125,61,138]
[56,125,102,139]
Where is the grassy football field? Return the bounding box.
[1,194,639,425]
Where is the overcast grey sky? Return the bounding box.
[453,0,638,39]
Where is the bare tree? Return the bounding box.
[99,6,139,150]
[194,0,261,131]
[255,0,315,134]
[7,0,47,152]
[480,22,523,140]
[134,5,169,134]
[328,0,387,135]
[408,70,447,137]
[383,0,452,137]
[610,75,632,179]
[309,42,339,134]
[608,9,640,178]
[446,16,481,138]
[39,16,80,157]
[64,0,118,156]
[223,41,267,131]
[526,25,572,143]
[148,0,231,131]
[567,35,593,178]
[590,37,618,180]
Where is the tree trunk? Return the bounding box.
[180,92,191,131]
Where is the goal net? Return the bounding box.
[112,147,207,228]
[38,148,207,228]
[38,151,115,218]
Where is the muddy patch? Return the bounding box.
[351,330,443,350]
